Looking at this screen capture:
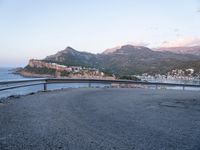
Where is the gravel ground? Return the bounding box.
[0,88,200,150]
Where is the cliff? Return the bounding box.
[19,59,115,79]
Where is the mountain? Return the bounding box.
[99,45,200,75]
[45,46,99,67]
[103,46,122,54]
[42,45,200,76]
[154,46,200,56]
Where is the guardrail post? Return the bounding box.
[156,85,158,90]
[88,82,91,88]
[44,80,47,91]
[183,86,185,91]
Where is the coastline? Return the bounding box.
[15,68,116,80]
[17,70,54,78]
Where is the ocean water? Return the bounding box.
[0,68,28,81]
[0,68,108,99]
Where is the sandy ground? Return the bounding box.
[0,88,200,150]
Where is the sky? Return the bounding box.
[0,0,200,67]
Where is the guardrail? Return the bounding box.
[1,78,200,92]
[0,79,46,91]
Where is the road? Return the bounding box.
[0,88,200,150]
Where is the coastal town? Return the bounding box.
[138,68,200,84]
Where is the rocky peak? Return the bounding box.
[103,44,152,55]
[154,46,200,56]
[103,46,122,54]
[59,46,77,54]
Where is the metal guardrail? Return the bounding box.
[0,78,200,92]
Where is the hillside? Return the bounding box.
[45,47,99,68]
[154,46,200,56]
[41,45,200,76]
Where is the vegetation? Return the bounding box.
[24,66,56,75]
[60,71,70,77]
[118,75,141,81]
[43,46,200,76]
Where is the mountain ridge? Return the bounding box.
[154,46,200,56]
[39,45,200,76]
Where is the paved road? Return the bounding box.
[0,88,200,150]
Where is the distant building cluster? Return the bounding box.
[138,68,199,82]
[29,59,84,72]
[169,69,194,77]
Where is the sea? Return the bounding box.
[0,68,200,99]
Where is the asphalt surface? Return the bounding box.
[0,88,200,150]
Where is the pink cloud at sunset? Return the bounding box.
[161,37,200,47]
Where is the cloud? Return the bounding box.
[197,5,200,12]
[161,37,200,47]
[128,41,149,47]
[146,26,159,31]
[174,28,179,32]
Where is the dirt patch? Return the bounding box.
[159,99,200,110]
[159,101,187,108]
